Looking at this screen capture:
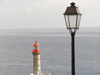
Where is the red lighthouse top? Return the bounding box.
[34,41,39,47]
[32,41,41,53]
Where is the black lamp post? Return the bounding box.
[63,2,82,75]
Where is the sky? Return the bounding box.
[0,0,100,29]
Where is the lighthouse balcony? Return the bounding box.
[32,50,41,53]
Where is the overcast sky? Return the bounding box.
[0,0,100,29]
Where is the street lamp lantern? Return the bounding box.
[64,2,82,33]
[63,2,82,75]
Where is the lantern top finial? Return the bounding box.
[70,2,75,6]
[35,41,37,43]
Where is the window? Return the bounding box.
[38,65,39,67]
[37,59,39,62]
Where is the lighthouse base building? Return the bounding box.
[29,73,51,75]
[29,41,51,75]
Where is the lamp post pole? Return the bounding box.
[63,2,82,75]
[71,32,75,75]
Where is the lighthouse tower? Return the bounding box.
[29,41,51,75]
[32,41,41,75]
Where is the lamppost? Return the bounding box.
[63,2,82,75]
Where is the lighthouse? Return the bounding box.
[32,41,41,75]
[29,41,51,75]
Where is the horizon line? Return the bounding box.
[0,27,100,30]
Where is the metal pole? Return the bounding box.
[71,32,75,75]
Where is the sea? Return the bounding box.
[0,27,100,75]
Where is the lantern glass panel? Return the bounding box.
[76,15,81,29]
[69,15,77,29]
[64,15,69,29]
[34,47,39,49]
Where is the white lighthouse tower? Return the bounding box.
[29,41,51,75]
[32,41,41,75]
